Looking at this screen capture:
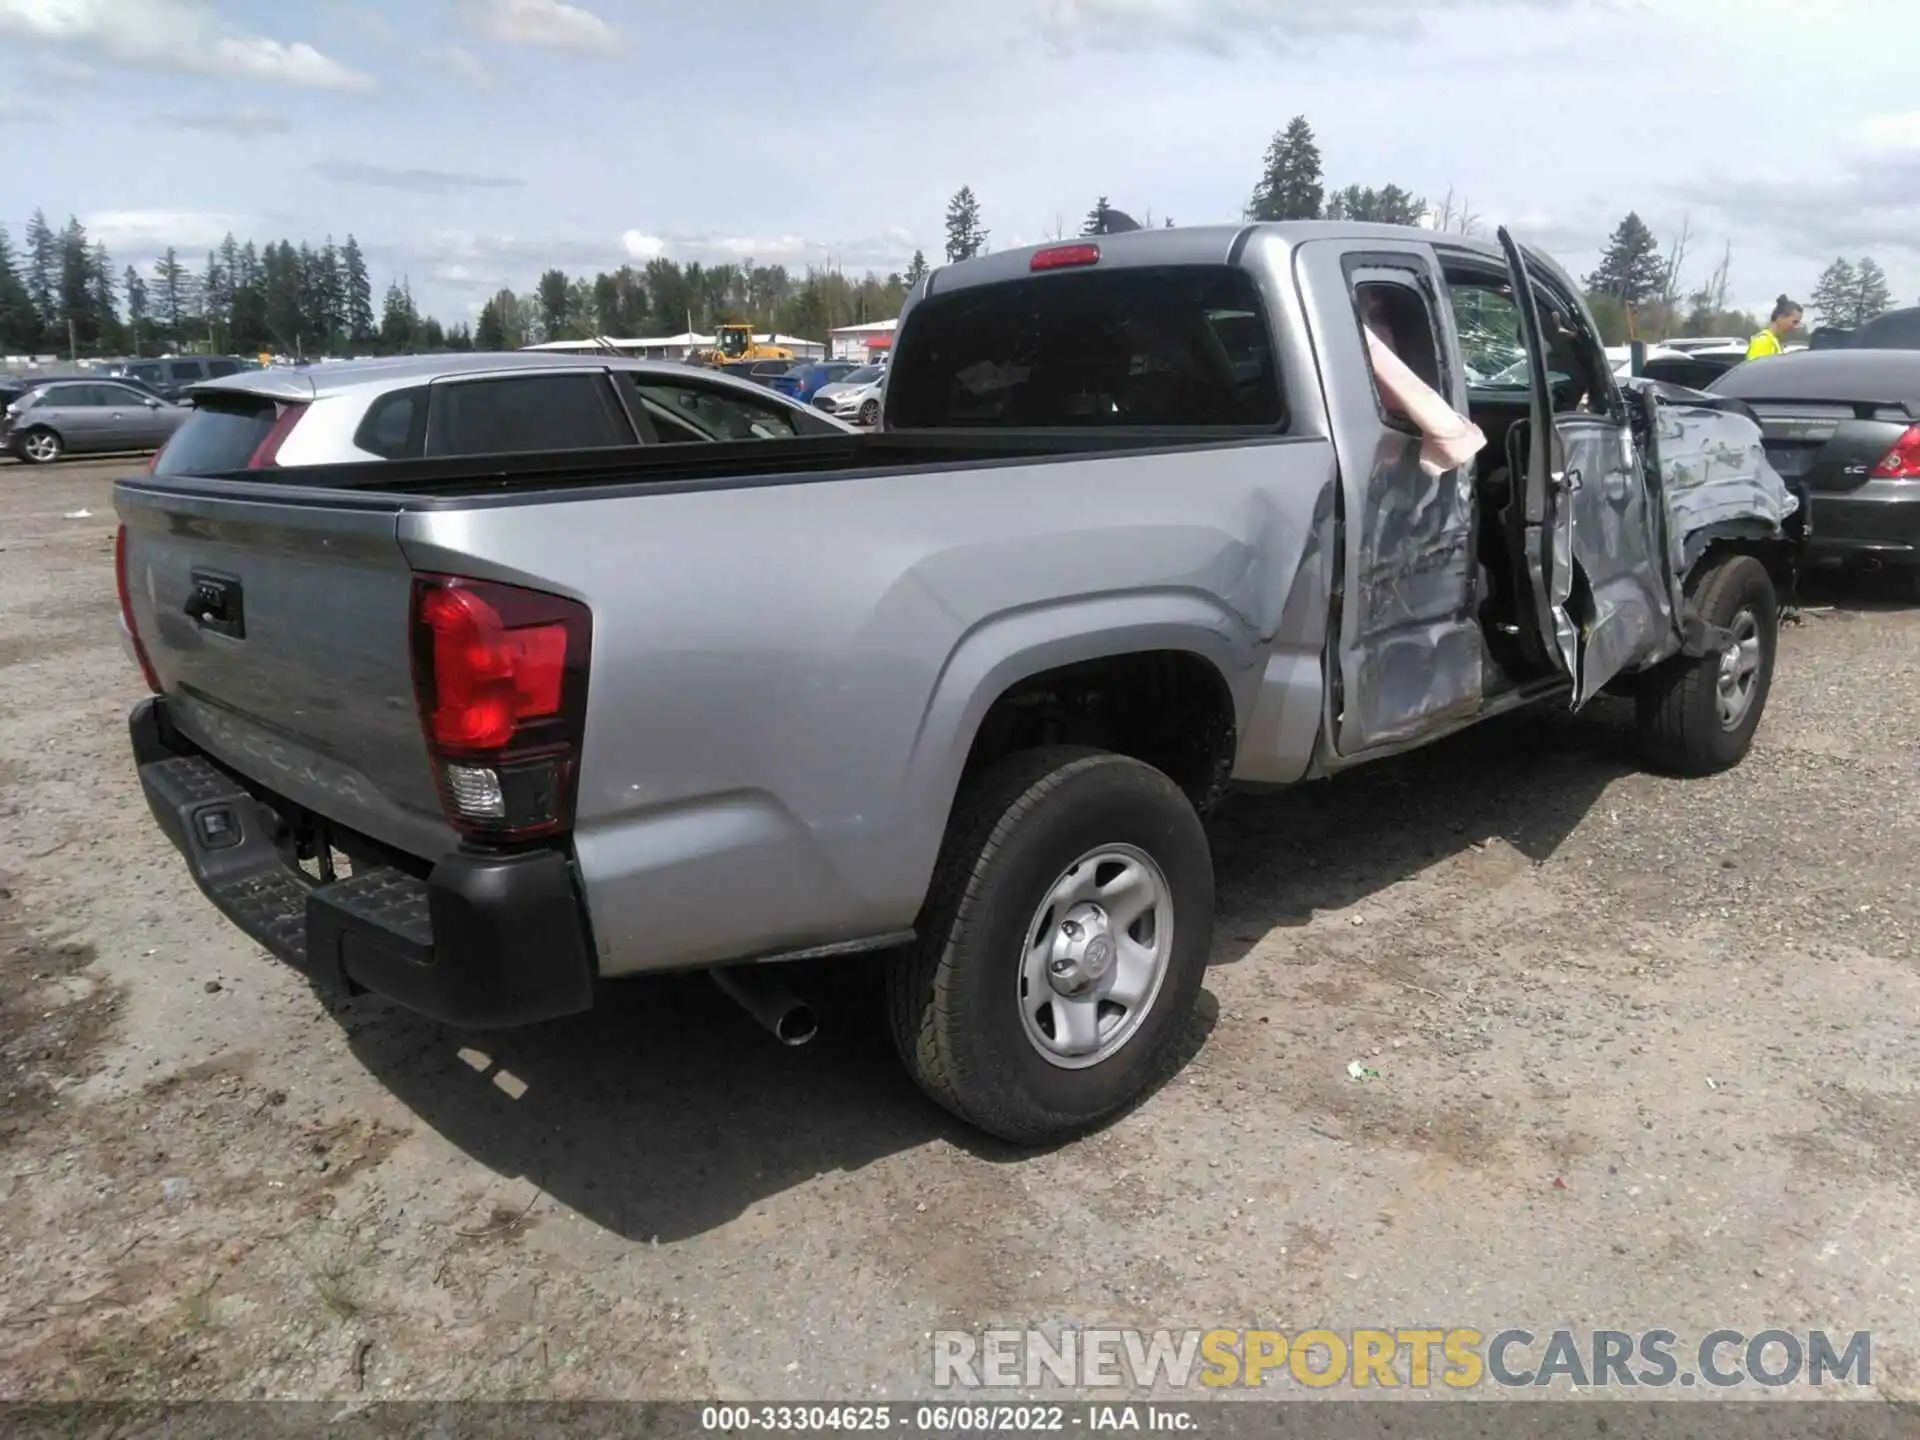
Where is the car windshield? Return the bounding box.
[842,366,883,385]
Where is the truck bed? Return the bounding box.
[172,427,1275,502]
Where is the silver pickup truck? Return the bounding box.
[116,223,1798,1145]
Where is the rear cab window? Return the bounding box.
[152,396,283,475]
[886,264,1285,429]
[425,372,632,457]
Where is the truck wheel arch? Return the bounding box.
[902,591,1259,898]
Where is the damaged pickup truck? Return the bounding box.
[116,222,1797,1144]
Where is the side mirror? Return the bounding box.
[145,398,161,408]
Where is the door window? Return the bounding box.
[1352,277,1445,427]
[169,360,207,382]
[622,376,802,442]
[206,359,240,378]
[99,385,150,408]
[426,373,632,456]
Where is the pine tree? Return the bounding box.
[123,265,149,354]
[1245,116,1324,222]
[23,209,56,337]
[1810,258,1857,329]
[89,240,120,352]
[943,186,988,264]
[1083,197,1114,235]
[536,267,573,338]
[905,249,929,287]
[474,294,508,350]
[341,235,374,345]
[316,239,344,353]
[1583,212,1666,309]
[0,225,37,352]
[379,279,417,352]
[1854,257,1892,326]
[200,249,227,350]
[151,248,189,348]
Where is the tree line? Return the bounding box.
[0,209,460,358]
[474,259,918,351]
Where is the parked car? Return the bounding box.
[116,222,1794,1145]
[768,360,861,403]
[1710,349,1920,594]
[813,363,886,425]
[9,370,172,404]
[151,353,852,475]
[109,355,262,402]
[3,378,191,463]
[1852,307,1920,351]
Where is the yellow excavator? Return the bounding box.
[689,322,794,367]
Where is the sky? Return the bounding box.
[0,0,1916,328]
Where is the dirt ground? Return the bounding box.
[2,455,1918,1405]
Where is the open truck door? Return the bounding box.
[1496,227,1582,687]
[1496,228,1670,705]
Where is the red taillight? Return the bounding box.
[115,524,163,695]
[410,574,591,842]
[1870,424,1920,479]
[247,401,307,469]
[1030,243,1101,271]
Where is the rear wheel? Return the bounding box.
[886,746,1213,1145]
[17,427,61,464]
[1635,554,1778,775]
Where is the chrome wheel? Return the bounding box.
[1716,608,1762,731]
[21,430,59,463]
[1019,843,1174,1070]
[858,399,879,426]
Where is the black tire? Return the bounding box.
[1635,554,1778,776]
[886,746,1214,1145]
[857,398,879,427]
[16,427,61,465]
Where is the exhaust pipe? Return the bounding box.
[712,966,818,1046]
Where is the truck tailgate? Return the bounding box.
[116,480,455,860]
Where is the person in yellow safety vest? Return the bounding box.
[1747,296,1803,359]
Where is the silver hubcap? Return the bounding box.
[24,433,55,461]
[1019,844,1173,1069]
[1716,608,1762,730]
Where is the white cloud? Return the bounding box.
[0,0,373,90]
[312,159,524,192]
[155,106,294,135]
[1858,111,1920,154]
[1031,0,1582,53]
[427,45,495,86]
[85,210,250,254]
[0,100,49,123]
[464,0,620,52]
[621,232,668,262]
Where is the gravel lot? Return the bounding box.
[2,456,1918,1405]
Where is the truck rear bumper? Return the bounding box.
[131,698,597,1028]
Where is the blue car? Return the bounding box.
[768,361,860,404]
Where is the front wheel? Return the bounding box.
[857,398,879,427]
[886,747,1214,1145]
[1635,554,1778,775]
[16,427,61,464]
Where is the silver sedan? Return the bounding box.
[3,379,192,464]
